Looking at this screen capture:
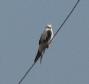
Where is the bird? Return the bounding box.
[34,24,54,63]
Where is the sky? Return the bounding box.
[0,0,89,84]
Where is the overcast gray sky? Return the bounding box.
[0,0,89,84]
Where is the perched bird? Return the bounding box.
[34,24,53,63]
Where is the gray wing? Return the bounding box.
[39,29,52,45]
[39,30,47,45]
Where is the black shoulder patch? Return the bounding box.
[39,30,52,45]
[46,30,52,42]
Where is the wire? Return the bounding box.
[18,0,80,84]
[18,62,35,84]
[50,0,80,43]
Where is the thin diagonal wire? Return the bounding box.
[50,0,80,44]
[18,0,80,84]
[18,62,35,84]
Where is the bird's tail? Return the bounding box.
[34,50,42,63]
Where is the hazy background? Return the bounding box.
[0,0,89,84]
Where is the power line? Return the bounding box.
[50,0,80,43]
[18,63,35,84]
[18,0,80,84]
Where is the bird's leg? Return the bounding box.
[48,41,53,48]
[49,43,52,48]
[45,43,52,48]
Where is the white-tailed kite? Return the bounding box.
[34,24,53,63]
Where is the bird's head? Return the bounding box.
[45,24,52,29]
